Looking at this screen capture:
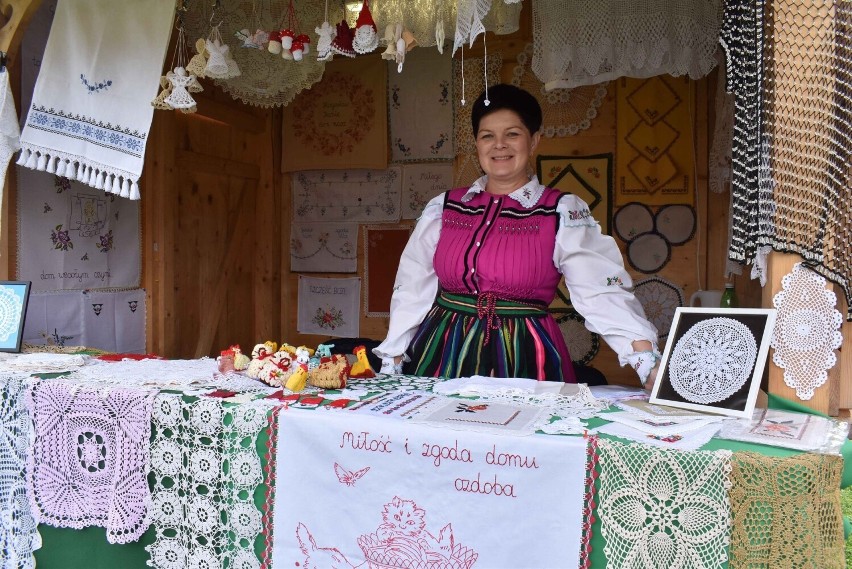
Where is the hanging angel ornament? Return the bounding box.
[187,38,208,78]
[315,21,334,61]
[151,75,174,110]
[164,67,198,110]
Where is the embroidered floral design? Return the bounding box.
[43,202,52,213]
[430,133,449,154]
[27,106,145,156]
[587,166,601,178]
[394,137,411,157]
[438,80,450,105]
[81,253,89,261]
[98,230,114,253]
[80,74,113,94]
[50,224,73,251]
[606,276,623,286]
[455,403,489,413]
[568,208,592,221]
[409,190,428,214]
[312,306,345,330]
[291,72,376,156]
[54,176,71,193]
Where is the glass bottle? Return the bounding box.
[720,283,739,308]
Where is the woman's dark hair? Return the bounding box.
[471,84,542,136]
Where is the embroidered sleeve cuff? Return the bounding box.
[625,350,661,386]
[380,357,404,375]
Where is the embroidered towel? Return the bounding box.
[17,0,174,200]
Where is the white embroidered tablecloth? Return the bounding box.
[272,409,590,568]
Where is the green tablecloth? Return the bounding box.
[32,390,850,569]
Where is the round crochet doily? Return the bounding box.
[655,204,696,245]
[613,202,654,242]
[184,1,329,108]
[511,43,608,138]
[633,276,684,340]
[626,231,671,274]
[668,317,758,404]
[771,263,843,401]
[553,309,600,365]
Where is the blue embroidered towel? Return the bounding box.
[17,0,173,200]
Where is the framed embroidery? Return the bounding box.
[0,281,31,352]
[650,307,777,418]
[297,276,361,337]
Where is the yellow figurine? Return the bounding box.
[349,345,376,378]
[285,363,309,392]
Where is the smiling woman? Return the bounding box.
[374,84,661,388]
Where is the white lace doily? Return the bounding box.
[0,352,88,372]
[668,317,758,404]
[771,263,843,401]
[597,440,732,569]
[633,276,685,340]
[184,1,327,108]
[553,309,599,364]
[511,43,608,138]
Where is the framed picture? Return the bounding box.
[0,281,31,352]
[649,307,777,418]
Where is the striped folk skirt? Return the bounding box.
[403,292,576,382]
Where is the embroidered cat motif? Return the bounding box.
[376,496,426,541]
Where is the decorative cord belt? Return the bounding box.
[437,292,548,343]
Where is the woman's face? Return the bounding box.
[475,109,541,190]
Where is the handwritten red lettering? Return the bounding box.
[339,431,392,453]
[454,473,517,498]
[486,445,539,469]
[420,441,473,467]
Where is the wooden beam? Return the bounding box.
[0,0,42,60]
[194,95,265,134]
[177,149,260,180]
[193,178,256,357]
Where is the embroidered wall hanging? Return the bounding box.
[633,276,685,340]
[626,232,671,274]
[290,222,358,273]
[297,275,361,337]
[612,202,655,242]
[537,154,613,234]
[615,76,696,206]
[551,308,600,365]
[651,308,776,418]
[292,167,401,223]
[388,48,454,162]
[453,53,503,187]
[282,56,387,172]
[22,289,146,353]
[655,204,696,245]
[17,0,173,199]
[26,378,156,544]
[596,440,732,569]
[512,43,608,138]
[771,263,843,401]
[401,162,452,219]
[80,289,146,354]
[364,226,411,317]
[17,168,141,291]
[729,452,845,568]
[0,373,39,569]
[147,394,273,569]
[184,0,328,108]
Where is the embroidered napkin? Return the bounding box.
[18,0,173,200]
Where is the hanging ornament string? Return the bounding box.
[460,44,466,105]
[483,35,490,105]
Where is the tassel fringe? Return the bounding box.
[17,145,143,200]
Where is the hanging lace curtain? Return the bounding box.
[532,0,724,90]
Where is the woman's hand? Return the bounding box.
[644,363,660,392]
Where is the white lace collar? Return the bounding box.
[461,175,545,208]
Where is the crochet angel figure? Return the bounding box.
[315,20,335,61]
[164,67,198,110]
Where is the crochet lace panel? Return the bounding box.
[723,0,852,317]
[668,317,758,405]
[0,373,40,569]
[511,43,608,138]
[771,263,843,401]
[146,394,275,569]
[531,0,723,89]
[597,439,732,569]
[26,378,156,544]
[729,452,845,568]
[184,1,327,108]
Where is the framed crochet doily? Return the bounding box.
[650,307,777,418]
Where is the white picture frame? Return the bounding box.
[649,307,777,418]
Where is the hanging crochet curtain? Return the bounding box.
[722,0,852,318]
[532,0,723,90]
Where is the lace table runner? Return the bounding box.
[26,378,156,543]
[597,439,732,569]
[0,373,40,569]
[147,394,277,569]
[729,452,845,568]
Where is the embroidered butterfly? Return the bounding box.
[334,462,370,486]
